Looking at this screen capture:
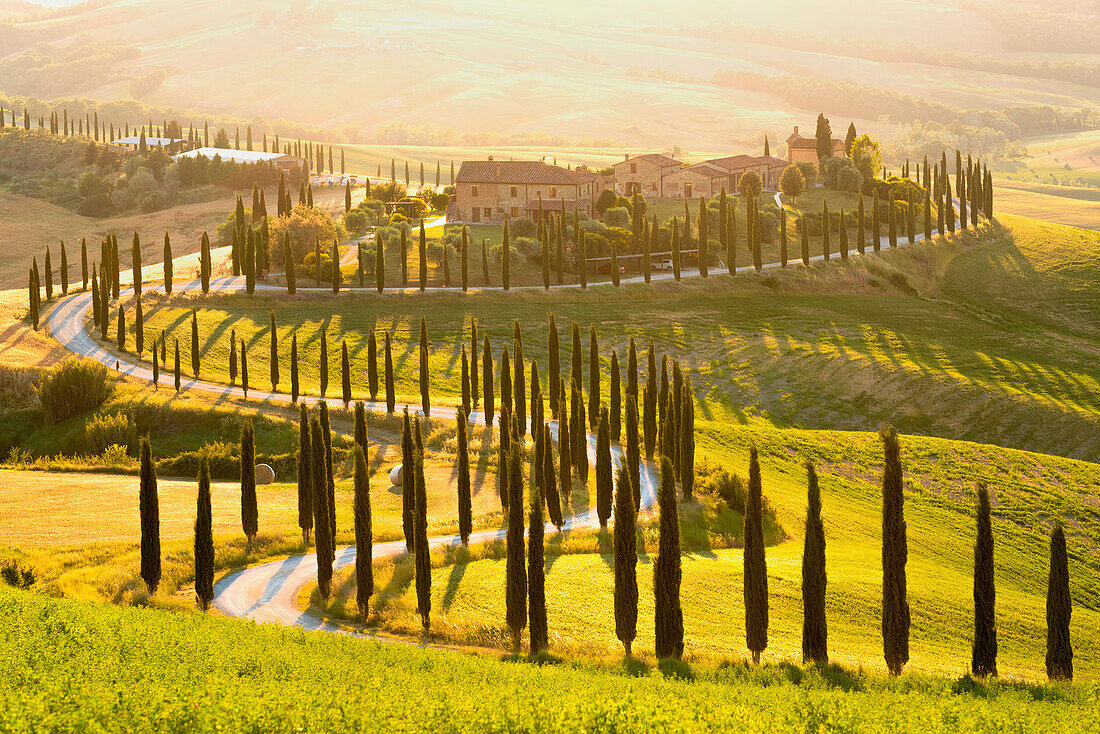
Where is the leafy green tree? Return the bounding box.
[745,446,768,664]
[654,457,684,659]
[802,462,827,664]
[1046,523,1073,681]
[139,437,161,594]
[881,425,910,676]
[240,420,258,552]
[194,458,214,610]
[972,483,997,677]
[850,134,883,184]
[613,463,638,657]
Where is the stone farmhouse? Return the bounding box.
[451,158,600,223]
[627,153,788,199]
[785,125,845,165]
[612,153,681,197]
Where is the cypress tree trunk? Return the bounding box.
[880,425,910,676]
[596,407,612,528]
[385,331,395,413]
[1046,523,1073,681]
[654,457,684,659]
[401,409,415,552]
[194,458,214,610]
[482,335,494,427]
[291,334,299,403]
[240,421,258,552]
[311,416,333,598]
[610,352,621,442]
[802,462,828,665]
[745,446,768,664]
[413,430,431,633]
[139,438,161,594]
[972,482,997,677]
[505,422,527,652]
[528,451,548,655]
[419,317,430,417]
[613,463,638,657]
[297,403,313,545]
[457,409,472,545]
[341,342,351,408]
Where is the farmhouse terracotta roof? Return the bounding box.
[456,160,597,185]
[618,153,680,168]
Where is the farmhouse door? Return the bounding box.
[472,207,480,223]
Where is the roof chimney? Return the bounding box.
[793,126,799,136]
[624,154,630,161]
[487,155,494,161]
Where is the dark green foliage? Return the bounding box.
[557,380,571,498]
[290,333,299,403]
[643,345,657,459]
[460,347,471,416]
[482,335,494,427]
[679,380,694,500]
[240,340,248,397]
[419,317,430,416]
[319,331,329,398]
[542,423,562,530]
[500,346,512,434]
[269,312,279,391]
[135,299,144,354]
[573,381,588,486]
[376,231,385,293]
[311,416,333,599]
[610,352,621,442]
[613,463,638,657]
[588,327,599,431]
[800,218,810,266]
[513,321,525,435]
[163,233,173,295]
[822,201,831,261]
[139,438,161,594]
[461,226,469,291]
[401,410,415,552]
[413,427,431,632]
[470,320,479,408]
[194,458,214,610]
[59,241,68,295]
[174,339,181,393]
[117,305,126,351]
[240,420,258,549]
[385,331,395,413]
[418,223,427,291]
[857,194,866,254]
[457,410,472,545]
[745,447,768,664]
[888,195,898,247]
[872,190,882,251]
[505,422,526,651]
[596,406,612,528]
[972,483,997,677]
[1046,524,1073,681]
[654,457,684,660]
[528,442,548,655]
[341,342,351,408]
[366,330,378,401]
[625,391,641,511]
[502,221,510,290]
[320,401,335,554]
[548,314,559,418]
[231,331,240,384]
[297,403,313,544]
[190,310,199,378]
[802,462,827,665]
[880,425,910,676]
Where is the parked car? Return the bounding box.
[652,256,673,272]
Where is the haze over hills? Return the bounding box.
[1,0,1097,151]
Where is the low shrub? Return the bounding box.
[85,412,138,456]
[35,358,109,424]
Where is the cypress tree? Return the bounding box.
[802,462,828,665]
[117,305,126,351]
[413,426,431,632]
[194,458,214,610]
[542,423,562,529]
[375,231,385,293]
[857,194,866,254]
[81,238,88,290]
[164,232,175,295]
[578,223,589,289]
[328,240,340,293]
[822,201,830,261]
[341,341,352,408]
[285,235,297,295]
[269,312,279,391]
[838,209,848,259]
[513,321,526,435]
[311,415,333,598]
[548,314,560,418]
[174,339,181,392]
[644,215,654,282]
[644,345,657,458]
[1046,523,1073,681]
[351,445,372,618]
[502,220,510,290]
[240,420,258,552]
[613,462,638,657]
[906,191,915,244]
[588,326,599,431]
[500,346,512,436]
[654,456,684,659]
[558,379,572,496]
[200,232,211,293]
[745,446,768,664]
[418,222,427,290]
[298,403,313,544]
[59,241,68,295]
[419,316,430,416]
[320,330,329,397]
[89,268,97,328]
[152,335,159,388]
[596,406,612,528]
[528,439,548,655]
[557,215,566,285]
[290,333,299,402]
[399,228,408,287]
[888,194,898,247]
[190,309,200,378]
[800,217,810,266]
[924,187,933,242]
[240,339,248,397]
[671,218,681,280]
[574,382,588,486]
[679,380,694,499]
[972,482,997,677]
[385,330,395,413]
[233,331,242,385]
[482,335,494,427]
[505,421,527,651]
[470,319,479,408]
[880,424,910,676]
[461,226,469,291]
[872,190,882,251]
[135,299,144,354]
[457,409,472,545]
[139,437,161,594]
[610,351,621,441]
[779,208,788,267]
[398,408,416,552]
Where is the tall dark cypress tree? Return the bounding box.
[470,319,479,409]
[240,420,258,552]
[385,331,395,413]
[376,231,385,293]
[366,329,379,401]
[482,335,494,427]
[341,341,351,408]
[500,346,512,436]
[880,424,910,676]
[320,401,335,553]
[401,409,415,552]
[194,458,214,610]
[139,437,161,594]
[351,444,373,619]
[418,223,427,291]
[679,380,695,500]
[972,482,997,677]
[190,309,200,378]
[513,321,525,435]
[528,444,548,655]
[654,457,684,659]
[548,314,560,418]
[857,194,866,254]
[311,415,333,598]
[457,409,472,545]
[573,381,588,486]
[1046,523,1073,681]
[745,446,768,664]
[269,312,279,391]
[610,351,621,442]
[872,190,882,251]
[588,326,599,431]
[542,423,562,529]
[413,426,431,632]
[174,339,181,393]
[419,317,430,416]
[460,346,471,416]
[290,333,300,403]
[505,422,527,651]
[297,403,313,544]
[240,340,248,397]
[613,462,638,657]
[59,241,68,295]
[501,220,511,290]
[595,406,612,528]
[802,462,827,665]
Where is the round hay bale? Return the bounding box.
[389,465,403,486]
[255,464,275,485]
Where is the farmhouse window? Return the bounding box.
[510,206,519,217]
[472,185,479,196]
[510,186,518,197]
[549,187,557,197]
[630,163,636,173]
[483,208,491,218]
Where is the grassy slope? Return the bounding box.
[4,586,1096,733]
